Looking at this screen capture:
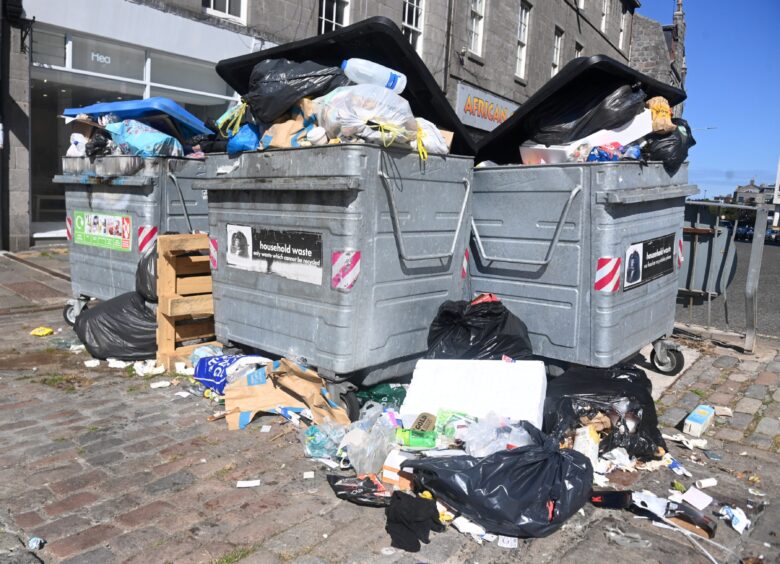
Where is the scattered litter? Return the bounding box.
[681,487,713,511]
[719,505,750,534]
[749,488,765,497]
[84,359,100,368]
[381,547,396,556]
[303,471,315,479]
[315,458,340,469]
[69,344,86,353]
[497,536,519,549]
[30,326,54,337]
[107,358,130,369]
[605,525,651,548]
[327,474,391,507]
[174,361,195,376]
[682,405,715,438]
[260,425,272,433]
[133,359,165,376]
[27,537,45,550]
[714,406,733,417]
[174,391,191,398]
[662,433,707,450]
[452,515,487,544]
[694,478,717,489]
[236,479,262,488]
[662,453,692,477]
[703,450,722,461]
[150,380,171,389]
[200,458,207,463]
[740,451,748,456]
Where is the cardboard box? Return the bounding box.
[683,405,715,438]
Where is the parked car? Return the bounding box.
[766,228,779,244]
[736,226,754,241]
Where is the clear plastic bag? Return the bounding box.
[413,118,449,156]
[314,84,418,146]
[300,420,347,459]
[463,412,535,458]
[339,406,397,474]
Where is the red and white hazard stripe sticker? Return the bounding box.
[209,238,219,270]
[677,235,684,269]
[65,217,73,241]
[461,249,470,279]
[331,251,361,291]
[594,257,621,293]
[137,226,158,254]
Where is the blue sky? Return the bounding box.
[639,0,780,197]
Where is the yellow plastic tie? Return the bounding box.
[416,126,429,161]
[367,121,407,148]
[218,100,248,138]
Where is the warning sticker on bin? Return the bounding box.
[623,233,675,290]
[226,224,323,285]
[73,210,132,252]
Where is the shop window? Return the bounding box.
[151,53,231,97]
[515,2,531,79]
[71,35,145,80]
[318,0,350,35]
[32,29,65,67]
[468,0,486,56]
[202,0,246,24]
[150,86,231,123]
[402,0,424,55]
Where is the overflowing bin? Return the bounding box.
[200,18,476,390]
[470,57,698,375]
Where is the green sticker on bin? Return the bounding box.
[73,210,132,252]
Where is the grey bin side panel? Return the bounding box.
[678,205,736,296]
[207,146,474,376]
[470,161,694,368]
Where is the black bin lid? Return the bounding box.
[476,55,688,165]
[216,17,476,156]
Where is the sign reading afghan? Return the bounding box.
[455,83,519,132]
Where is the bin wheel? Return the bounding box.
[650,348,684,376]
[339,391,361,422]
[63,303,86,327]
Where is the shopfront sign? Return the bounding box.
[72,35,144,79]
[455,83,518,132]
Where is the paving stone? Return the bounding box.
[735,397,763,415]
[678,392,702,410]
[707,392,735,406]
[0,532,23,552]
[774,389,780,402]
[756,372,780,386]
[754,417,780,437]
[747,434,774,450]
[739,360,761,372]
[49,469,107,495]
[766,361,780,373]
[744,384,768,400]
[728,372,750,382]
[43,492,99,517]
[659,407,688,427]
[116,501,173,528]
[108,526,168,555]
[713,355,739,369]
[29,515,91,541]
[145,470,196,495]
[715,381,739,394]
[728,412,755,431]
[45,524,120,559]
[716,428,745,442]
[60,547,116,564]
[765,403,780,419]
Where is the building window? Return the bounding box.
[402,0,425,55]
[515,2,531,78]
[575,41,584,58]
[600,0,609,32]
[468,0,486,56]
[578,0,585,9]
[551,27,563,77]
[618,9,627,48]
[318,0,350,35]
[202,0,246,24]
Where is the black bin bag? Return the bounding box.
[75,292,157,361]
[404,421,593,538]
[643,117,696,176]
[245,58,349,123]
[426,295,533,360]
[544,365,666,461]
[135,241,157,303]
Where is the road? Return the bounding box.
[676,240,780,338]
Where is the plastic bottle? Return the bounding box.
[341,58,407,94]
[306,126,328,146]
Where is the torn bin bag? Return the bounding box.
[135,240,157,303]
[245,58,349,123]
[404,421,592,538]
[425,295,533,360]
[543,366,666,460]
[74,292,157,360]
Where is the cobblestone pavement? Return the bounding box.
[0,310,778,563]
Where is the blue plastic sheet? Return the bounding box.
[105,120,183,157]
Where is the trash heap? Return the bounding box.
[207,57,453,158]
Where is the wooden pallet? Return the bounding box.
[156,233,220,371]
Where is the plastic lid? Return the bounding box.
[341,59,348,71]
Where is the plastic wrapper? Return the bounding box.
[414,118,450,155]
[105,119,183,157]
[543,365,666,461]
[67,133,88,157]
[405,421,593,538]
[135,240,157,303]
[245,58,349,123]
[462,412,535,458]
[327,474,392,507]
[194,354,271,395]
[531,85,646,146]
[74,292,157,360]
[227,123,261,155]
[646,96,676,134]
[642,117,696,176]
[344,417,397,475]
[315,84,418,146]
[425,294,533,361]
[300,420,347,459]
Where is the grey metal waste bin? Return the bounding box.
[469,161,697,374]
[678,204,737,297]
[199,145,473,386]
[54,155,213,324]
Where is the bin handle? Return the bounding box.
[378,169,471,262]
[471,185,582,267]
[167,170,194,234]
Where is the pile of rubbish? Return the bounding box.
[209,57,452,159]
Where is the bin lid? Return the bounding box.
[215,17,477,156]
[62,97,212,141]
[476,55,688,165]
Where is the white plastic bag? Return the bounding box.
[314,84,418,146]
[66,133,88,157]
[463,412,534,458]
[413,118,449,156]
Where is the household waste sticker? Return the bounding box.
[73,210,132,252]
[226,224,323,285]
[623,233,675,290]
